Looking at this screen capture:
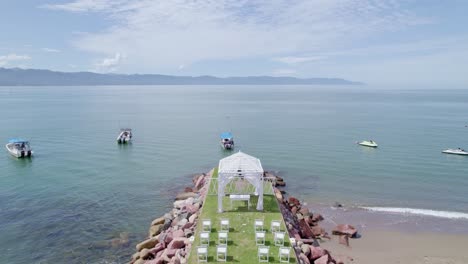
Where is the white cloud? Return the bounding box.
[0,53,31,67]
[273,56,325,64]
[43,0,431,72]
[94,52,123,72]
[42,48,61,53]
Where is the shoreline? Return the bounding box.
[129,169,468,263]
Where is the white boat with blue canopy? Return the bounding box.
[6,138,33,158]
[220,132,234,150]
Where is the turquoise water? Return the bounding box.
[0,86,467,263]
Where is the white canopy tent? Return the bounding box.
[218,151,264,213]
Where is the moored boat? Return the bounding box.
[5,139,33,158]
[357,140,378,148]
[220,132,234,150]
[442,148,468,155]
[117,128,132,144]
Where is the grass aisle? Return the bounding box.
[188,169,296,263]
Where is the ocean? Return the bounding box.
[0,86,467,263]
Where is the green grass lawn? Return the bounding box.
[187,170,296,263]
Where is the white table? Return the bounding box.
[229,194,250,209]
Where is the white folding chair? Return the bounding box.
[255,231,265,245]
[202,219,212,232]
[218,231,228,245]
[279,247,290,263]
[274,232,285,246]
[258,246,269,262]
[220,218,230,232]
[200,231,210,245]
[217,244,227,262]
[197,246,208,263]
[270,220,281,233]
[254,219,264,231]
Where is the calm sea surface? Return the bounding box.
[1,86,467,263]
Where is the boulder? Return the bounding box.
[184,187,193,193]
[149,224,164,237]
[311,213,324,222]
[194,176,205,190]
[298,253,310,264]
[314,254,329,264]
[132,251,140,261]
[151,216,165,226]
[288,196,300,207]
[310,226,326,237]
[299,207,310,216]
[176,192,197,201]
[310,246,327,260]
[139,248,152,260]
[339,235,349,247]
[300,243,310,256]
[172,229,185,238]
[136,237,158,251]
[291,206,298,214]
[274,189,283,201]
[163,232,174,244]
[165,248,177,258]
[332,224,357,238]
[276,181,286,187]
[168,237,187,250]
[188,214,197,223]
[149,243,165,256]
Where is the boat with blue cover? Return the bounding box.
[6,139,33,158]
[220,132,234,150]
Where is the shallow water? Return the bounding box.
[0,86,467,263]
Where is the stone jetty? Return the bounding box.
[129,170,212,264]
[130,169,357,264]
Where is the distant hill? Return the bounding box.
[0,67,363,86]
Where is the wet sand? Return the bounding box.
[308,204,468,263]
[322,229,468,264]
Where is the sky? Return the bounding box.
[0,0,467,87]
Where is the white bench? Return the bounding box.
[229,194,250,209]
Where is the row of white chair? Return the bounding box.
[258,246,291,263]
[197,244,227,263]
[202,218,282,233]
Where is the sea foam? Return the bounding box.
[362,207,468,220]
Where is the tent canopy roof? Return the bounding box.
[218,151,263,174]
[220,132,233,139]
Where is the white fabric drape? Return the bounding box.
[217,151,264,213]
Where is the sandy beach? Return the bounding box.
[322,229,468,264]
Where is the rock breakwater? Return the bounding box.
[129,171,211,264]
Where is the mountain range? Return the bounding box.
[0,67,363,86]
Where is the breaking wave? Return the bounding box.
[361,207,468,220]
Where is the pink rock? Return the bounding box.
[291,206,298,214]
[299,207,310,216]
[164,232,174,244]
[184,187,193,192]
[298,253,310,264]
[311,226,326,237]
[165,248,177,258]
[288,196,300,207]
[149,243,165,256]
[184,204,199,214]
[310,246,327,260]
[312,213,324,222]
[172,229,184,238]
[194,176,205,190]
[315,254,329,264]
[168,237,187,249]
[332,224,357,238]
[182,222,194,230]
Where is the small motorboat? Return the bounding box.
[6,139,33,158]
[357,140,378,148]
[442,148,468,155]
[220,132,234,150]
[117,128,132,144]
